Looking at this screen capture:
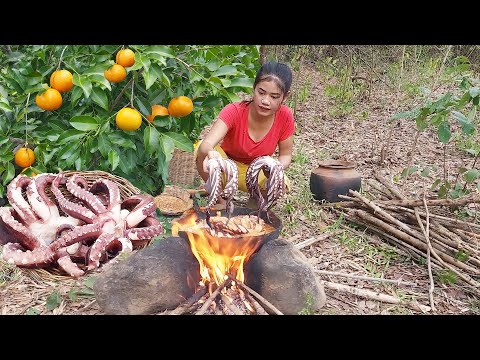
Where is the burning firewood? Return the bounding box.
[164,277,283,315]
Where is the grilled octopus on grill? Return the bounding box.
[246,156,285,223]
[204,158,239,226]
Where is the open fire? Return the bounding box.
[172,209,275,286]
[170,208,283,315]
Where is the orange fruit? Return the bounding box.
[15,147,35,168]
[168,96,194,118]
[50,69,73,92]
[104,64,127,83]
[116,108,142,131]
[35,88,62,111]
[116,49,135,68]
[146,105,169,123]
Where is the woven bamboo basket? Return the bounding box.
[62,170,142,198]
[167,148,197,188]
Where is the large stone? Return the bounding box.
[244,238,326,315]
[93,237,200,315]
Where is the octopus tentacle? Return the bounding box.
[246,157,267,212]
[0,207,42,250]
[266,162,285,210]
[121,194,157,228]
[26,173,59,222]
[124,216,163,243]
[205,159,223,208]
[51,222,103,251]
[2,242,56,268]
[87,233,116,270]
[0,211,18,245]
[89,179,121,217]
[7,175,39,225]
[218,158,238,220]
[66,174,107,215]
[57,255,85,278]
[51,174,97,224]
[246,156,284,222]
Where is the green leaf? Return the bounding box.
[389,108,420,121]
[226,77,254,88]
[159,71,171,88]
[5,76,23,94]
[0,98,12,112]
[73,74,92,99]
[46,291,61,311]
[156,145,168,182]
[144,126,160,156]
[84,276,96,289]
[420,168,430,177]
[401,166,417,178]
[97,134,110,157]
[70,116,99,131]
[415,115,428,131]
[88,74,112,91]
[42,147,58,165]
[430,113,445,126]
[431,178,441,190]
[212,65,238,77]
[153,116,171,128]
[469,87,480,98]
[108,149,119,171]
[144,45,175,58]
[117,149,135,174]
[2,162,14,185]
[108,133,137,150]
[57,142,81,160]
[70,86,83,108]
[0,136,10,146]
[452,110,475,135]
[143,69,158,90]
[197,95,221,109]
[227,92,241,103]
[57,129,86,145]
[463,169,480,183]
[162,132,193,152]
[25,308,40,315]
[135,97,151,117]
[457,91,471,108]
[160,135,174,163]
[437,122,451,143]
[91,87,109,110]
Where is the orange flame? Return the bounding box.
[172,211,267,286]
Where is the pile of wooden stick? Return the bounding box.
[163,276,283,315]
[332,171,480,295]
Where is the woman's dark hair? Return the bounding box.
[253,61,292,95]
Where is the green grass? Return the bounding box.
[336,230,399,278]
[0,253,21,286]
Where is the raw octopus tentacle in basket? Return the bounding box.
[0,170,163,278]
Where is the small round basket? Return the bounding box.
[154,185,193,216]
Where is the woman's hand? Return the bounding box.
[203,150,223,172]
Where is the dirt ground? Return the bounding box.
[1,64,479,315]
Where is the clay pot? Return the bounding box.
[310,160,361,202]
